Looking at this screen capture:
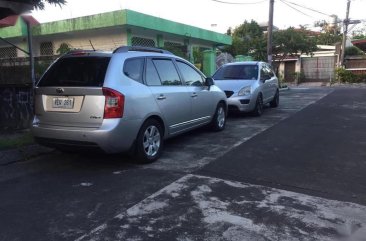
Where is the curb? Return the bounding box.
[0,144,53,166]
[279,87,289,92]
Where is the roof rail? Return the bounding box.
[64,49,96,55]
[113,46,173,55]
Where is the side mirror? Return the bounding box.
[205,77,214,86]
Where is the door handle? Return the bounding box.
[191,92,198,98]
[157,95,166,100]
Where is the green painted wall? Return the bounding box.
[0,9,232,46]
[125,10,231,45]
[203,49,216,76]
[32,11,127,36]
[0,17,28,38]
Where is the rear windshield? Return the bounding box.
[37,57,111,87]
[213,65,258,80]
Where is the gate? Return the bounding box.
[301,56,336,82]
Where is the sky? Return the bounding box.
[31,0,366,33]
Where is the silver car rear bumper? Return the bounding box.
[31,118,142,153]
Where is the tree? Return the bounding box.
[352,24,366,40]
[314,19,342,45]
[31,0,67,10]
[272,27,317,62]
[345,46,364,56]
[224,20,266,61]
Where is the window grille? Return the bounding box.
[0,47,17,58]
[131,37,156,47]
[40,42,54,56]
[164,41,183,48]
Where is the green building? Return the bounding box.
[0,9,232,76]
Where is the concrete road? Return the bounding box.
[1,87,366,241]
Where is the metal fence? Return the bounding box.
[301,56,336,82]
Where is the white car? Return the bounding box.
[212,61,279,116]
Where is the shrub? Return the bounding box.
[336,67,365,83]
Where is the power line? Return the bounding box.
[282,0,332,17]
[279,0,314,18]
[211,0,266,5]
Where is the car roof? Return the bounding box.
[222,61,263,66]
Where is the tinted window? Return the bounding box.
[38,57,110,87]
[124,58,144,83]
[153,59,182,86]
[176,61,204,86]
[145,59,162,86]
[213,65,258,80]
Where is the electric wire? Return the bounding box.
[281,0,332,17]
[279,0,313,18]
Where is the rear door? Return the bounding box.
[145,58,192,135]
[35,56,110,128]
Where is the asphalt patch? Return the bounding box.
[198,88,366,205]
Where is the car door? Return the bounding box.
[264,64,279,99]
[175,60,214,125]
[145,58,192,135]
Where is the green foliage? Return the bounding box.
[32,0,67,10]
[316,32,342,45]
[273,27,318,61]
[56,42,71,55]
[293,71,305,84]
[314,18,342,45]
[336,67,366,83]
[345,46,364,56]
[0,132,34,150]
[164,46,187,60]
[224,20,266,61]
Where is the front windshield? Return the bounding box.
[213,65,258,80]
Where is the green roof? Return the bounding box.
[0,10,231,45]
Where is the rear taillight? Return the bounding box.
[102,88,124,119]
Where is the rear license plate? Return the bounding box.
[52,97,74,109]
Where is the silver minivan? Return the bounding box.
[32,47,227,163]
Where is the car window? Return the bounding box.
[145,59,162,86]
[153,59,182,86]
[176,61,204,86]
[213,65,258,80]
[265,64,274,77]
[38,57,110,87]
[123,58,144,83]
[260,66,270,80]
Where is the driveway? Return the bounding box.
[1,87,366,241]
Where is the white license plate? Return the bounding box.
[52,97,74,109]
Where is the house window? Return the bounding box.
[0,47,17,58]
[164,41,183,48]
[40,42,54,56]
[131,37,155,47]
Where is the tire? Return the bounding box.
[270,89,279,108]
[252,94,263,117]
[135,119,163,164]
[211,103,226,131]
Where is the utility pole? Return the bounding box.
[26,19,35,88]
[340,0,350,67]
[267,0,274,66]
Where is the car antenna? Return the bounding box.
[89,40,96,51]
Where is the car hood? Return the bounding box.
[214,79,256,93]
